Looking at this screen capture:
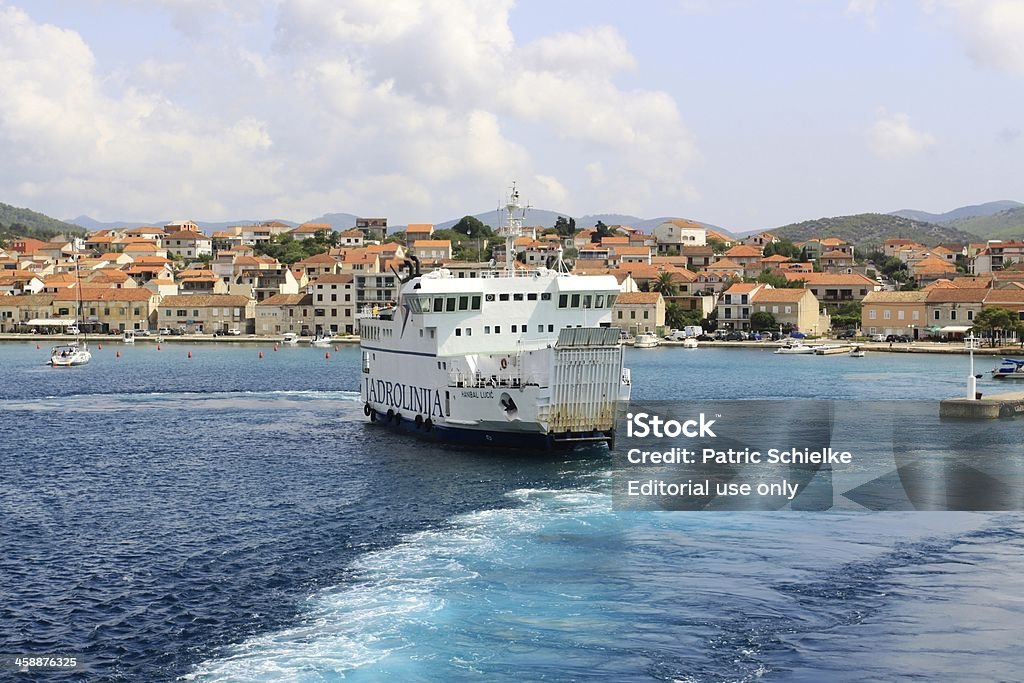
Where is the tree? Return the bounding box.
[763,239,801,258]
[750,311,776,331]
[649,271,678,297]
[754,269,803,288]
[973,307,1022,346]
[830,302,861,330]
[591,220,616,243]
[452,215,491,239]
[666,302,702,330]
[707,237,727,254]
[553,216,577,237]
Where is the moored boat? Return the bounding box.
[991,358,1024,379]
[358,184,631,450]
[849,346,866,358]
[682,338,699,349]
[281,332,299,346]
[122,329,136,344]
[775,340,815,355]
[633,332,660,349]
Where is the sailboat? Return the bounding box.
[50,238,92,367]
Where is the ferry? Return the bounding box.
[358,185,631,450]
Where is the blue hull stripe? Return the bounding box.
[359,345,437,358]
[365,413,612,451]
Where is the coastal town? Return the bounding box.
[1,215,1024,345]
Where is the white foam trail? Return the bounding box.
[0,390,362,413]
[184,486,610,681]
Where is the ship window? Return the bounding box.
[486,294,495,302]
[548,325,554,332]
[527,293,537,301]
[511,325,517,332]
[595,295,604,308]
[495,326,501,334]
[571,294,581,307]
[541,293,551,300]
[538,325,543,332]
[558,294,568,308]
[466,328,472,336]
[485,326,491,334]
[430,329,435,338]
[455,328,462,336]
[513,293,524,301]
[471,296,481,310]
[420,330,424,337]
[607,294,617,307]
[499,293,510,301]
[458,296,469,310]
[583,295,592,308]
[446,297,456,312]
[433,298,443,312]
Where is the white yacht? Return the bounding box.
[310,333,336,348]
[281,332,299,346]
[682,338,699,349]
[50,242,92,367]
[992,358,1024,379]
[358,185,631,450]
[774,340,815,355]
[122,329,136,344]
[633,332,660,349]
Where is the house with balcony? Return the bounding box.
[410,239,454,261]
[55,287,159,332]
[256,293,314,336]
[787,272,878,306]
[717,282,769,330]
[653,219,707,255]
[163,231,212,259]
[925,288,987,338]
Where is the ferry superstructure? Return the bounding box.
[358,185,631,449]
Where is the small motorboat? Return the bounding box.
[682,338,698,349]
[849,346,866,358]
[281,332,299,346]
[122,329,136,344]
[774,341,815,355]
[633,332,660,349]
[991,358,1024,379]
[310,333,336,348]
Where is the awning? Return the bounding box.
[26,318,76,326]
[939,325,973,333]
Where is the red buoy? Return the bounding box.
[273,345,278,352]
[36,344,40,349]
[259,351,263,359]
[157,344,161,351]
[98,343,102,350]
[188,351,192,359]
[116,351,120,358]
[334,345,339,352]
[325,351,330,359]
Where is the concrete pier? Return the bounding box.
[940,391,1024,419]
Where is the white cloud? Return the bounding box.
[0,0,701,223]
[866,111,937,160]
[939,0,1024,75]
[846,0,882,27]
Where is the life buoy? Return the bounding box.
[370,409,377,422]
[424,418,433,432]
[500,358,508,370]
[394,413,402,425]
[386,408,395,423]
[364,403,371,416]
[415,414,423,429]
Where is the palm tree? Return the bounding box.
[650,271,678,297]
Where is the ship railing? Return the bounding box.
[448,369,531,389]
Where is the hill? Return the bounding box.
[770,213,979,249]
[70,215,300,232]
[301,212,360,231]
[0,202,84,239]
[941,206,1024,241]
[890,200,1022,224]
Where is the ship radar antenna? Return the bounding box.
[498,181,530,275]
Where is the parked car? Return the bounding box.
[696,334,715,341]
[836,329,856,339]
[870,334,887,342]
[885,334,911,343]
[725,331,745,341]
[66,325,80,335]
[228,328,241,336]
[136,329,151,336]
[665,329,688,341]
[790,331,807,339]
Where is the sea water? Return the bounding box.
[1,341,1021,681]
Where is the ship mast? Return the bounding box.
[498,182,527,275]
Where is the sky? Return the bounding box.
[1,0,1022,231]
